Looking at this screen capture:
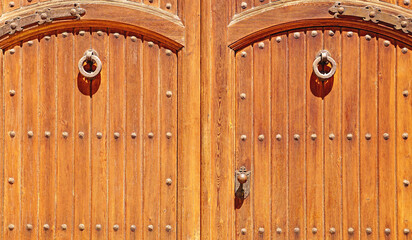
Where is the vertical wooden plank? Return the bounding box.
[160,0,177,14]
[235,46,253,240]
[288,30,306,240]
[143,40,160,240]
[306,28,324,240]
[3,46,22,240]
[252,39,271,240]
[323,27,342,240]
[341,29,360,240]
[125,35,143,240]
[377,37,396,239]
[271,33,288,240]
[107,31,126,239]
[55,31,74,240]
[359,30,378,240]
[90,29,108,240]
[3,0,19,14]
[0,45,3,240]
[21,39,39,240]
[396,43,412,239]
[160,47,178,240]
[39,34,56,240]
[74,30,91,240]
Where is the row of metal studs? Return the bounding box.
[239,227,411,235]
[6,131,174,139]
[7,223,174,232]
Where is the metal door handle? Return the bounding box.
[78,49,102,79]
[235,166,251,199]
[313,50,337,80]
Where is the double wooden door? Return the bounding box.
[0,0,411,239]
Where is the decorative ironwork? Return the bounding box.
[329,2,412,34]
[0,4,85,39]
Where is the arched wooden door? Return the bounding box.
[201,0,412,240]
[0,1,200,240]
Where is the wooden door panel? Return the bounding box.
[233,28,412,239]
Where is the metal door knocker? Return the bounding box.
[313,50,337,81]
[78,49,102,79]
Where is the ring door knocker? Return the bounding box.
[78,49,102,79]
[313,50,337,81]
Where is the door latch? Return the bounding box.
[235,166,251,199]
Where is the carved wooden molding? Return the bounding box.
[329,2,412,34]
[0,3,85,39]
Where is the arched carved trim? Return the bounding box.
[0,0,184,50]
[228,0,412,50]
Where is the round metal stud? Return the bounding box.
[165,49,172,56]
[276,36,282,43]
[365,35,372,41]
[240,93,246,99]
[9,131,15,138]
[329,30,335,36]
[131,36,137,42]
[385,228,391,235]
[79,31,85,36]
[405,0,410,5]
[383,133,389,140]
[26,224,33,231]
[402,47,408,54]
[401,21,408,28]
[8,177,14,184]
[241,51,247,58]
[166,178,172,185]
[403,179,410,187]
[9,2,15,7]
[10,49,15,55]
[28,131,34,138]
[276,134,282,141]
[62,32,68,38]
[294,134,300,140]
[293,32,300,39]
[241,2,247,9]
[241,228,247,235]
[114,132,120,139]
[312,227,318,234]
[148,132,154,138]
[130,225,136,232]
[96,132,103,139]
[365,133,372,140]
[97,31,104,36]
[79,224,85,231]
[347,133,353,140]
[61,224,67,230]
[148,225,154,231]
[403,90,409,97]
[294,227,300,233]
[131,132,137,139]
[166,3,172,9]
[166,132,172,139]
[166,91,173,98]
[404,228,410,235]
[330,228,336,234]
[384,40,390,47]
[44,224,50,230]
[28,41,34,46]
[114,33,120,39]
[348,227,355,234]
[311,133,317,140]
[347,31,353,37]
[258,134,264,141]
[402,133,408,140]
[8,224,15,230]
[166,225,172,232]
[240,135,247,141]
[148,41,154,47]
[62,132,69,138]
[96,224,102,231]
[258,227,265,234]
[366,227,372,234]
[78,131,84,138]
[113,224,119,231]
[276,227,282,234]
[9,89,16,96]
[258,42,265,49]
[10,22,17,30]
[45,131,51,138]
[329,133,335,140]
[45,36,51,41]
[311,30,318,37]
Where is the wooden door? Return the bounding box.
[201,0,412,240]
[0,1,200,240]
